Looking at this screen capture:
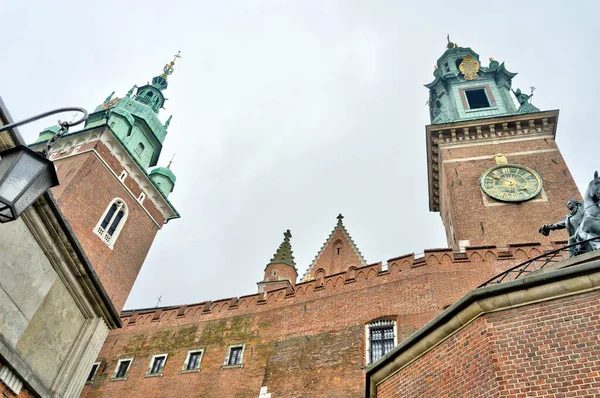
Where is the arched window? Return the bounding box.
[135,142,145,156]
[366,319,397,365]
[95,199,128,248]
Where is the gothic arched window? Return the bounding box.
[95,199,128,248]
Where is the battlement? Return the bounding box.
[120,241,567,328]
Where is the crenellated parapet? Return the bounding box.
[119,241,567,328]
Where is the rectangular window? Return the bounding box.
[112,358,133,380]
[223,344,245,368]
[465,88,490,109]
[370,325,395,364]
[228,347,243,365]
[148,354,167,375]
[183,350,204,371]
[86,362,100,382]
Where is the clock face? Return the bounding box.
[479,164,542,203]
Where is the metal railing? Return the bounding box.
[477,236,600,288]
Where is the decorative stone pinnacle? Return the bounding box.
[269,230,296,268]
[337,213,344,224]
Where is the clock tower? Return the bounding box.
[425,39,580,250]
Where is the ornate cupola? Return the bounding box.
[426,36,527,124]
[84,52,181,170]
[150,156,177,198]
[257,230,298,293]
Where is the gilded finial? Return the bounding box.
[434,65,438,69]
[489,57,494,62]
[160,51,182,79]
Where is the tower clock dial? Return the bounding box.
[480,164,542,203]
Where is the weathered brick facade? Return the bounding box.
[370,259,600,398]
[81,240,567,397]
[30,126,176,312]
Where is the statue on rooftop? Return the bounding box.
[512,87,540,114]
[572,172,600,255]
[539,198,583,256]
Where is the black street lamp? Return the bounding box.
[0,107,88,223]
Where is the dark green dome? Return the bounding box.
[150,166,176,183]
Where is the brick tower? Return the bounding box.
[257,229,298,293]
[425,39,580,250]
[29,55,182,311]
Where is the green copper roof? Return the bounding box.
[150,165,176,183]
[268,230,296,269]
[35,125,61,143]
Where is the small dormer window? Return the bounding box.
[465,88,490,109]
[135,142,145,156]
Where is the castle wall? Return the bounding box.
[81,243,558,397]
[374,277,600,398]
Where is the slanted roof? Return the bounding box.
[267,229,296,269]
[302,214,367,281]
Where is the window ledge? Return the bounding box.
[144,373,163,378]
[465,107,498,113]
[179,369,200,374]
[110,377,128,382]
[221,364,243,369]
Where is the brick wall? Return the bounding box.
[439,136,578,248]
[0,363,36,398]
[81,243,555,398]
[50,141,162,311]
[376,289,600,397]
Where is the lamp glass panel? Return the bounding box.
[14,167,54,214]
[0,151,45,202]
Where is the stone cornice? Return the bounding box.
[365,250,600,398]
[425,110,560,212]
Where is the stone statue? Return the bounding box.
[512,88,540,114]
[573,171,600,255]
[539,198,583,256]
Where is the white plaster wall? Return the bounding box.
[0,214,109,396]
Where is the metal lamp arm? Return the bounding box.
[0,107,88,157]
[0,107,88,133]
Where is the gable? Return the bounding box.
[302,216,366,281]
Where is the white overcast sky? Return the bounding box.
[2,1,599,310]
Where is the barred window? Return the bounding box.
[223,344,245,368]
[366,320,396,365]
[147,354,167,375]
[112,358,133,380]
[228,347,243,365]
[182,350,204,371]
